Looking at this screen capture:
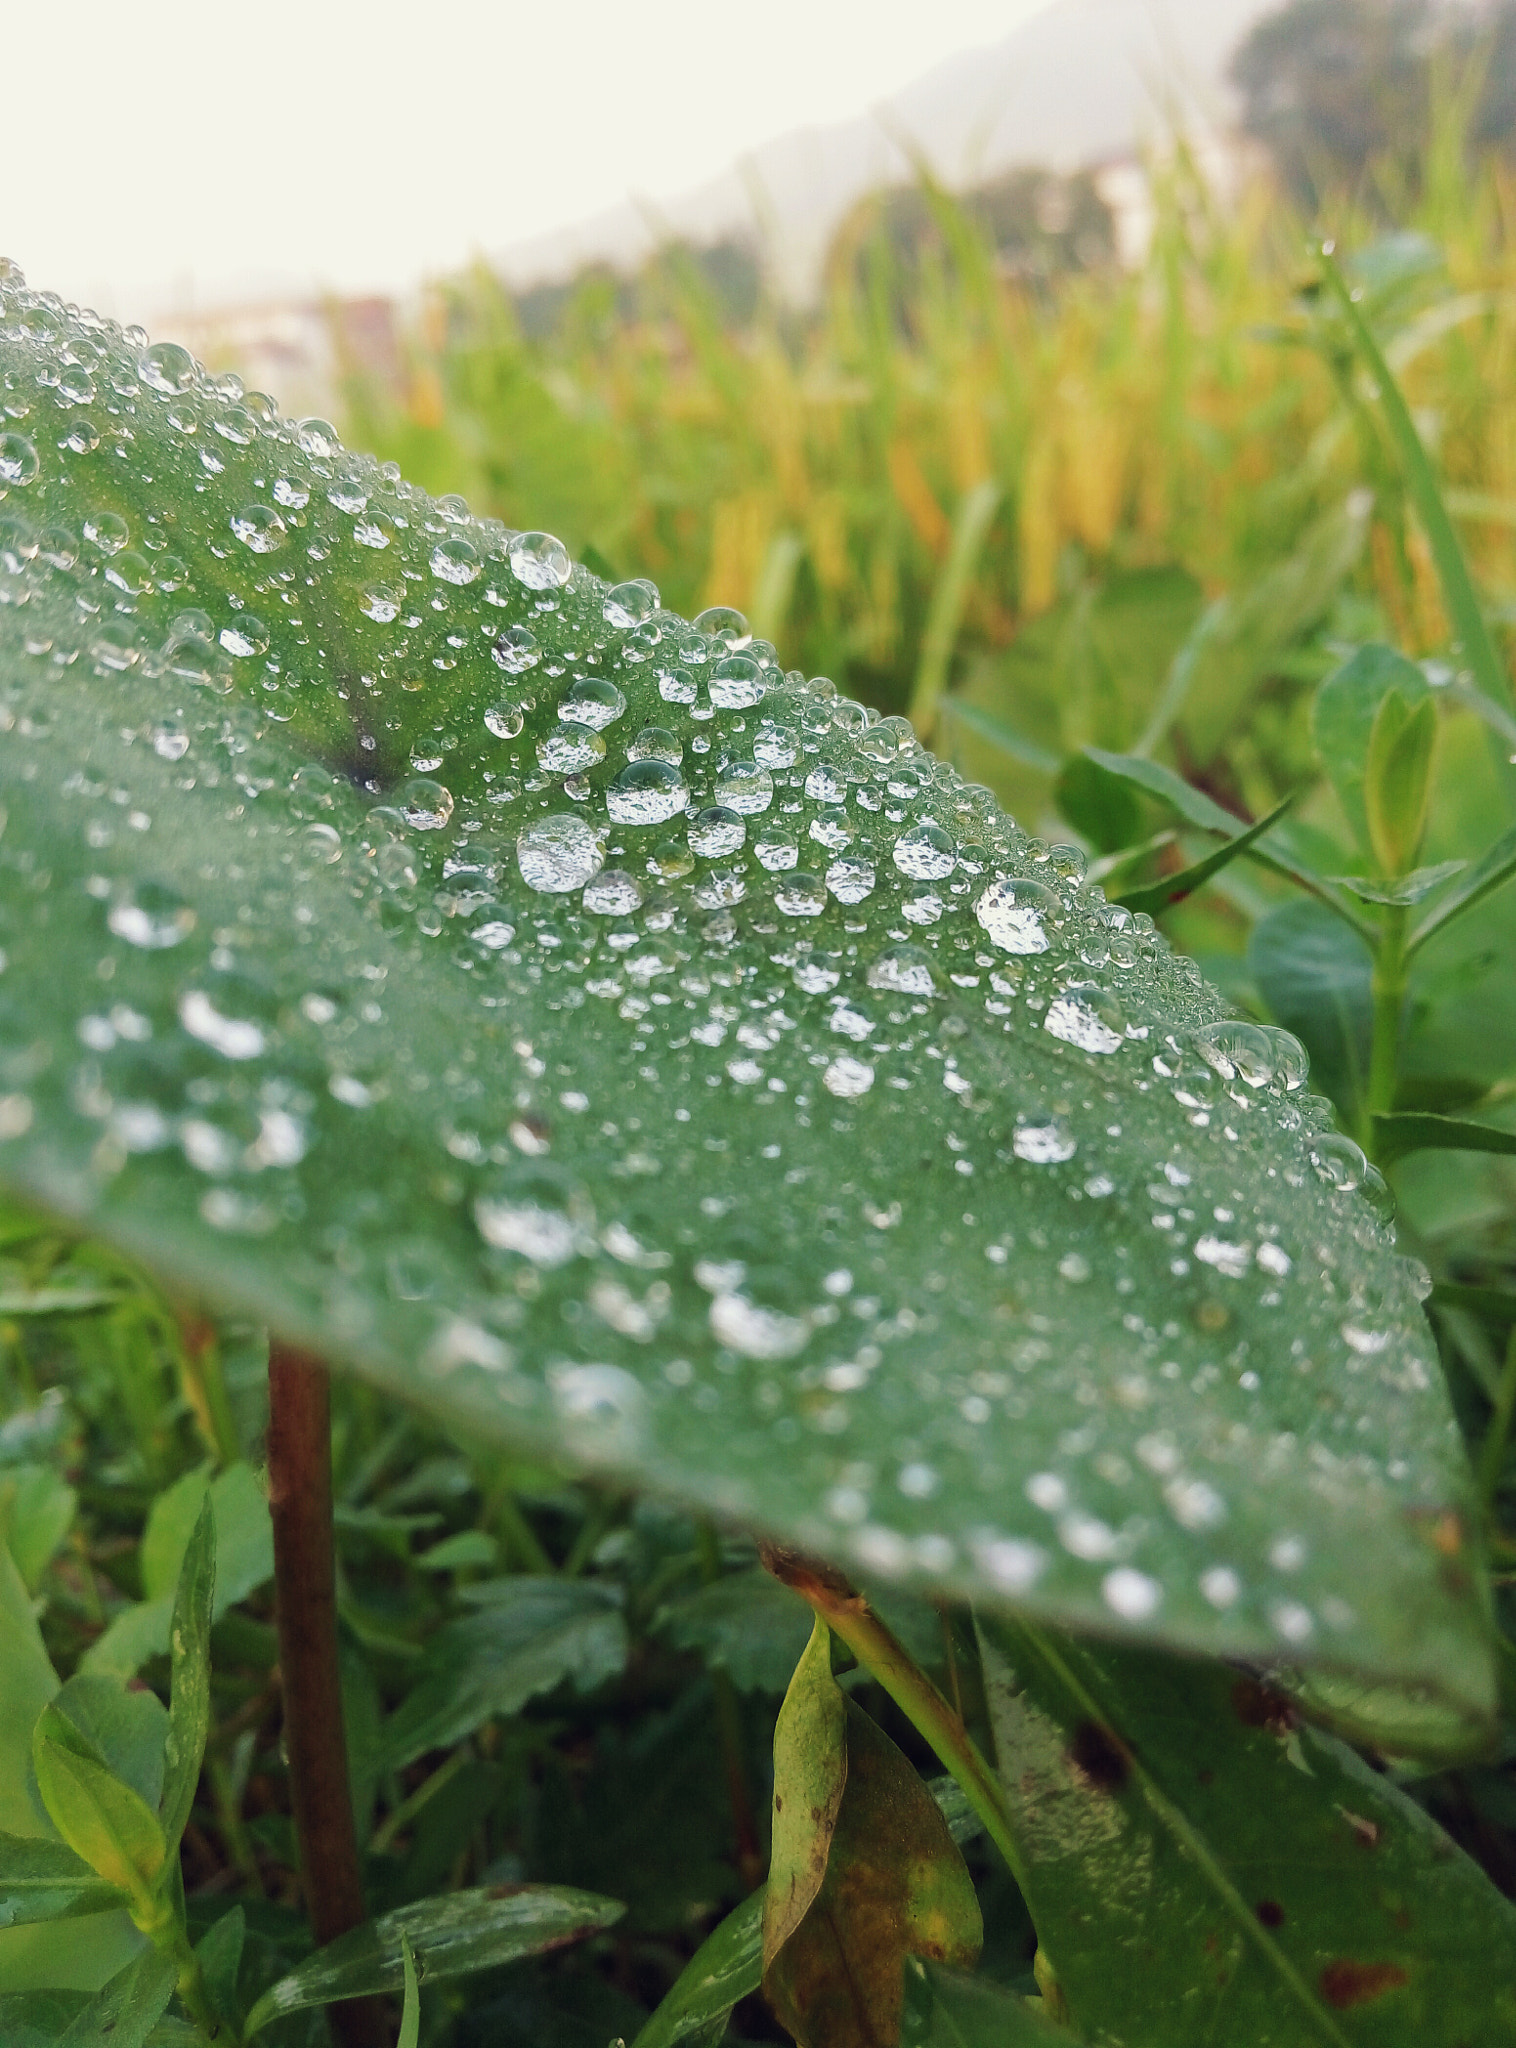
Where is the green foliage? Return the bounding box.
[3,84,1516,2048]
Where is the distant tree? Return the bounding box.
[1230,0,1436,206]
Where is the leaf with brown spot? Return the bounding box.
[762,1619,981,2048]
[978,1615,1516,2047]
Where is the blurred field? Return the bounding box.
[331,92,1516,858]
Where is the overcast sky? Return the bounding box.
[4,0,1055,325]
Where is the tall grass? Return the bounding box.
[332,92,1516,836]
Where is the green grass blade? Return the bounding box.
[940,698,1061,773]
[1115,794,1295,916]
[909,481,1002,738]
[1372,1112,1516,1165]
[1318,246,1513,718]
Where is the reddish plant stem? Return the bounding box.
[268,1344,389,2048]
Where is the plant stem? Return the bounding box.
[267,1343,388,2048]
[759,1543,1029,1892]
[1364,905,1408,1151]
[697,1523,762,1888]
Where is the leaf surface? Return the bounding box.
[379,1576,628,1768]
[977,1616,1516,2047]
[900,1959,1073,2045]
[0,281,1493,1705]
[242,1884,624,2034]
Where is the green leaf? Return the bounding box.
[762,1614,981,2048]
[1372,1112,1516,1165]
[0,1466,77,1594]
[83,1463,269,1680]
[632,1774,982,2048]
[0,1833,124,1927]
[1333,861,1465,906]
[1115,795,1295,916]
[1052,751,1142,854]
[242,1884,624,2035]
[1082,749,1360,925]
[414,1529,498,1571]
[397,1931,420,2048]
[977,1617,1516,2047]
[193,1905,244,2035]
[30,1715,166,1906]
[900,1959,1072,2045]
[1312,647,1430,858]
[656,1567,814,1693]
[42,1678,168,1814]
[1409,820,1516,953]
[1364,691,1436,877]
[0,285,1495,1710]
[159,1494,215,1855]
[58,1949,176,2048]
[1249,902,1374,1121]
[379,1577,628,1769]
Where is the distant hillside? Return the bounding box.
[491,0,1276,302]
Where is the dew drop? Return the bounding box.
[559,676,626,729]
[1044,983,1126,1054]
[975,876,1058,954]
[517,812,606,893]
[823,1055,874,1098]
[606,760,689,826]
[107,881,196,950]
[689,807,745,859]
[866,943,938,996]
[485,701,524,740]
[604,578,658,629]
[493,625,540,673]
[431,536,481,585]
[510,531,572,590]
[230,504,285,553]
[774,872,827,917]
[398,778,454,830]
[140,342,197,394]
[0,433,39,486]
[893,820,957,880]
[1012,1115,1076,1165]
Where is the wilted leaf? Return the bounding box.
[977,1617,1516,2047]
[242,1884,624,2034]
[0,281,1494,1708]
[763,1617,981,2048]
[379,1577,628,1768]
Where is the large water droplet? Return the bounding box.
[606,760,689,826]
[604,579,658,629]
[230,504,285,553]
[893,821,957,880]
[509,531,571,590]
[0,434,39,487]
[517,813,605,893]
[1044,983,1126,1055]
[975,876,1058,954]
[867,943,938,996]
[559,677,626,729]
[107,881,196,950]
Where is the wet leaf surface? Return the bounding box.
[977,1614,1516,2047]
[0,278,1494,1706]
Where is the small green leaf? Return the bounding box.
[1333,861,1465,906]
[159,1494,215,1855]
[977,1617,1516,2048]
[397,1931,420,2048]
[900,1958,1073,2045]
[656,1568,814,1693]
[1312,647,1430,857]
[1116,795,1295,916]
[83,1463,270,1681]
[242,1885,624,2035]
[763,1616,982,2048]
[1249,901,1374,1121]
[1372,1112,1516,1165]
[1365,691,1437,876]
[0,1467,77,1595]
[0,1833,124,1927]
[379,1576,628,1770]
[43,1677,168,1812]
[57,1949,176,2048]
[30,1718,166,1906]
[1409,820,1516,953]
[193,1905,245,2034]
[414,1530,498,1572]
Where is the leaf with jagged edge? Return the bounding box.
[0,266,1495,1726]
